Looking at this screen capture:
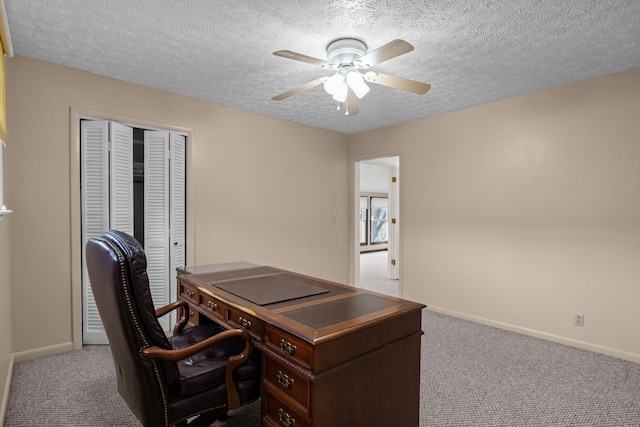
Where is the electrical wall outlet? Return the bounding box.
[574,313,585,327]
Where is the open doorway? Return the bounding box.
[357,156,400,297]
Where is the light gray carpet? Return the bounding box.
[360,250,399,297]
[6,310,640,426]
[423,312,640,426]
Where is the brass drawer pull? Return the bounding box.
[238,316,252,330]
[278,408,295,427]
[279,339,297,356]
[277,370,294,389]
[206,301,217,311]
[184,289,194,298]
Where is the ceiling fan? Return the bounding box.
[271,38,431,116]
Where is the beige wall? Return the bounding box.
[5,56,349,355]
[351,68,640,361]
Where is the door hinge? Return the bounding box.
[391,176,397,183]
[391,259,396,265]
[391,218,396,224]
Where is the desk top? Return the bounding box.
[178,262,425,345]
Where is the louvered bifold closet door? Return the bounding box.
[144,130,171,330]
[170,133,186,305]
[81,121,133,344]
[81,120,110,344]
[109,122,134,234]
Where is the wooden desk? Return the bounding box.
[177,262,425,427]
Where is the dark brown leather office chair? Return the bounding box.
[86,230,261,427]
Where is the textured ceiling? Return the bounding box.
[5,0,640,135]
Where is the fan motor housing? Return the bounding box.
[327,38,367,66]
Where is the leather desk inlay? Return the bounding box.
[283,293,398,328]
[214,273,330,306]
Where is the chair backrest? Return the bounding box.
[85,230,177,425]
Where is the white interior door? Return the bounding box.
[170,132,186,308]
[81,120,110,345]
[109,122,134,233]
[387,166,399,280]
[144,130,171,330]
[81,120,133,344]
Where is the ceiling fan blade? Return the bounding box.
[356,39,414,67]
[365,72,431,95]
[272,79,325,101]
[273,50,332,67]
[345,87,359,116]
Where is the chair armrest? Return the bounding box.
[142,328,251,361]
[142,328,252,409]
[155,300,188,318]
[154,300,189,335]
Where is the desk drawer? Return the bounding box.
[199,294,225,321]
[263,389,310,427]
[266,326,312,370]
[227,308,264,341]
[178,281,199,305]
[264,358,309,409]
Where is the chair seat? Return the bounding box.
[169,324,262,396]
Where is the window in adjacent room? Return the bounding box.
[359,193,388,252]
[370,196,389,244]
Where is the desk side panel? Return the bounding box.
[312,332,422,427]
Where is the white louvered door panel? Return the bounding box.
[81,120,109,345]
[109,122,134,234]
[144,130,170,330]
[169,132,186,308]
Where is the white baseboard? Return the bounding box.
[12,341,75,363]
[426,305,640,364]
[0,353,14,426]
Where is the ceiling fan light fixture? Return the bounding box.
[323,73,344,95]
[347,71,370,99]
[332,83,348,102]
[272,38,430,117]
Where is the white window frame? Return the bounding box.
[0,0,13,220]
[0,142,12,220]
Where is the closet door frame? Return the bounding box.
[70,107,196,350]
